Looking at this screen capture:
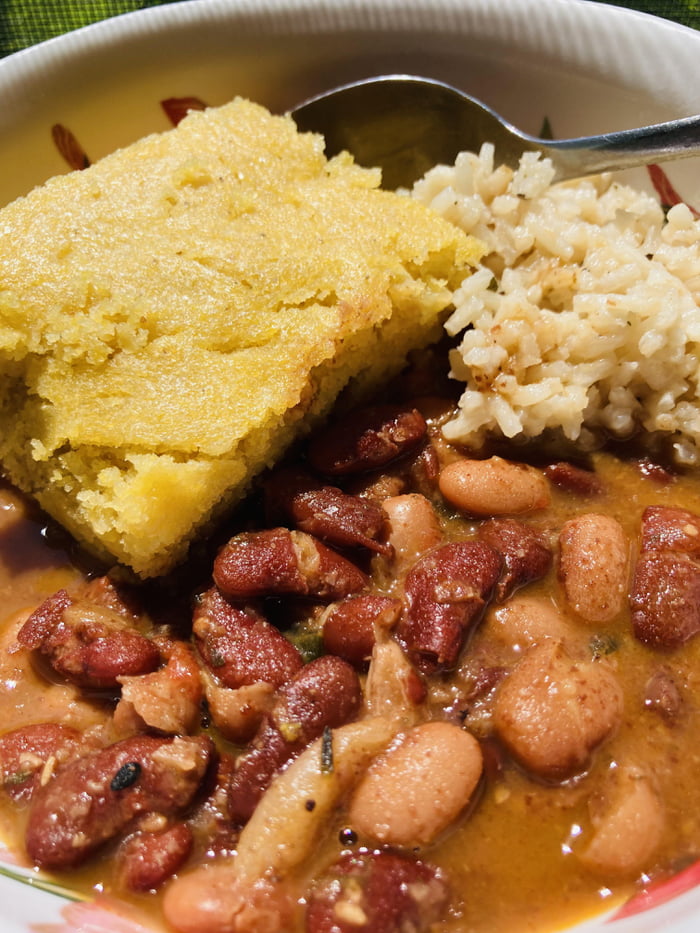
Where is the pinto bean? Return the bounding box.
[477,518,552,601]
[630,551,700,648]
[397,541,502,671]
[118,822,193,891]
[115,641,203,736]
[227,656,361,824]
[639,505,700,555]
[193,587,302,689]
[439,456,550,516]
[577,768,665,877]
[306,850,450,933]
[213,528,367,601]
[558,513,629,623]
[348,721,482,847]
[307,405,427,476]
[17,589,160,689]
[25,734,213,869]
[493,641,623,781]
[486,595,573,653]
[381,493,443,572]
[0,723,83,803]
[322,595,402,669]
[162,861,298,933]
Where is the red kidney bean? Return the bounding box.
[630,550,700,648]
[17,590,160,689]
[118,823,194,891]
[305,850,450,933]
[25,734,213,869]
[264,466,318,521]
[640,505,700,555]
[322,595,403,669]
[461,664,508,707]
[292,488,391,554]
[193,586,302,689]
[72,575,142,620]
[213,528,368,601]
[644,667,683,721]
[307,405,427,476]
[635,458,676,484]
[227,656,361,825]
[543,461,604,496]
[0,723,83,803]
[477,518,552,601]
[266,468,391,554]
[408,440,441,488]
[397,541,502,671]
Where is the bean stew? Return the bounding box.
[1,367,700,933]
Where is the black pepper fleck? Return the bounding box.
[110,761,141,792]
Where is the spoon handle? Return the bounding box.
[541,114,700,181]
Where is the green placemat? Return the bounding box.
[0,0,170,56]
[0,0,698,58]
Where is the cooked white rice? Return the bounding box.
[410,145,700,463]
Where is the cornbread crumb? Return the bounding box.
[0,98,480,576]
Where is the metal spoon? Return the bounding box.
[292,74,700,190]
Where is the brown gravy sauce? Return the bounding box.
[1,426,700,932]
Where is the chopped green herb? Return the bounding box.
[2,770,32,787]
[285,627,325,663]
[320,725,334,773]
[590,634,618,659]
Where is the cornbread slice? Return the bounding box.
[0,98,481,577]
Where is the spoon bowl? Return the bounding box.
[292,74,700,189]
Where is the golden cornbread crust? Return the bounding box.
[0,99,481,577]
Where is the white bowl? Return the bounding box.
[1,2,700,931]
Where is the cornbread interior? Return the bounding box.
[0,98,481,577]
